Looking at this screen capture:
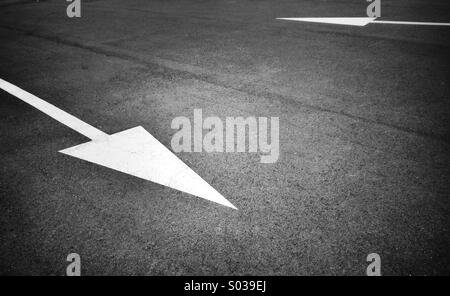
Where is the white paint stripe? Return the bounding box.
[0,78,107,140]
[373,20,450,26]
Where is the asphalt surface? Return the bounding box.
[0,0,449,275]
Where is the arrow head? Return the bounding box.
[277,17,376,26]
[59,126,237,210]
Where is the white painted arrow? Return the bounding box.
[276,17,450,27]
[277,17,376,27]
[0,78,237,210]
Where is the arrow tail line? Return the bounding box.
[372,20,450,26]
[0,78,107,140]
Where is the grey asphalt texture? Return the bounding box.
[0,0,449,275]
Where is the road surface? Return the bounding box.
[0,0,449,275]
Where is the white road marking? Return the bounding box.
[372,20,450,26]
[0,78,237,210]
[0,78,107,140]
[276,17,376,27]
[276,17,450,27]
